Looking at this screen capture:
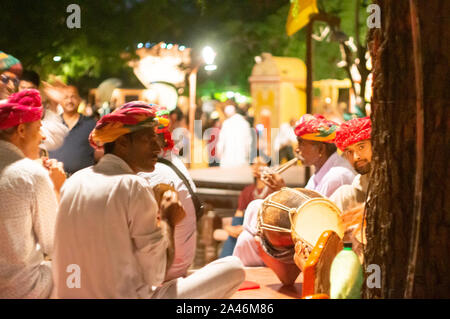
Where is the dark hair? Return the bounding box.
[324,142,337,157]
[170,107,184,121]
[103,142,116,154]
[20,70,40,87]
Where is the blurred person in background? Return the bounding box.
[48,86,96,175]
[216,104,252,168]
[19,72,69,152]
[0,51,22,101]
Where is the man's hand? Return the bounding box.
[254,236,300,286]
[159,189,186,227]
[293,241,310,272]
[224,225,244,238]
[261,172,286,191]
[42,158,66,193]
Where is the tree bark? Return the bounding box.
[364,0,450,298]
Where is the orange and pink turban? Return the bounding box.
[334,117,371,151]
[89,101,170,149]
[0,89,43,130]
[294,114,338,143]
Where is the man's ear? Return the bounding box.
[16,123,27,139]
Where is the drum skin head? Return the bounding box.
[291,198,344,248]
[262,188,322,248]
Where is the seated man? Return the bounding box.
[138,106,198,281]
[330,117,371,212]
[330,116,373,261]
[263,114,355,197]
[52,102,245,299]
[0,89,65,298]
[218,157,274,258]
[234,114,355,270]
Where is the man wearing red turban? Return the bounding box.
[330,116,372,212]
[327,116,373,263]
[53,101,245,299]
[0,89,65,298]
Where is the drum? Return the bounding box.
[257,187,344,264]
[300,230,343,297]
[291,198,344,257]
[257,188,323,250]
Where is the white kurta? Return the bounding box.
[138,152,197,281]
[0,140,58,298]
[216,114,252,168]
[52,154,168,298]
[304,152,356,197]
[233,153,356,266]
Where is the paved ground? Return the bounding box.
[231,267,303,299]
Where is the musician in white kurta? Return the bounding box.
[138,152,197,281]
[52,154,169,298]
[52,102,245,299]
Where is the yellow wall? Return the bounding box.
[280,82,306,125]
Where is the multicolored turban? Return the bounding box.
[294,114,338,143]
[89,101,170,149]
[0,89,43,130]
[152,105,174,151]
[334,117,371,151]
[0,51,22,76]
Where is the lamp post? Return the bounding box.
[188,46,216,166]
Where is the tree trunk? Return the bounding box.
[364,0,449,298]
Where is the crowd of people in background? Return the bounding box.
[1,50,369,299]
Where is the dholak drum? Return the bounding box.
[291,198,344,258]
[257,187,344,264]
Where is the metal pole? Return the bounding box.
[188,66,198,167]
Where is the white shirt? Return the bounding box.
[0,140,58,298]
[52,154,168,298]
[232,199,265,266]
[138,152,197,281]
[233,152,356,266]
[41,109,69,151]
[305,152,356,197]
[216,114,252,168]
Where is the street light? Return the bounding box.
[188,46,216,166]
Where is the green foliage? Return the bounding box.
[0,0,368,98]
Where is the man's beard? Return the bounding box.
[355,161,371,175]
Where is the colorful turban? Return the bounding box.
[294,114,338,143]
[153,105,174,151]
[0,89,43,130]
[0,51,22,76]
[334,117,371,151]
[89,101,170,149]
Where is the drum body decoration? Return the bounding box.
[257,187,344,265]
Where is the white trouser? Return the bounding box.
[152,256,245,299]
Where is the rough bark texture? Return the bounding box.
[364,0,449,298]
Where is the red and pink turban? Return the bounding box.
[334,117,371,151]
[0,89,43,130]
[89,101,170,149]
[294,114,338,143]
